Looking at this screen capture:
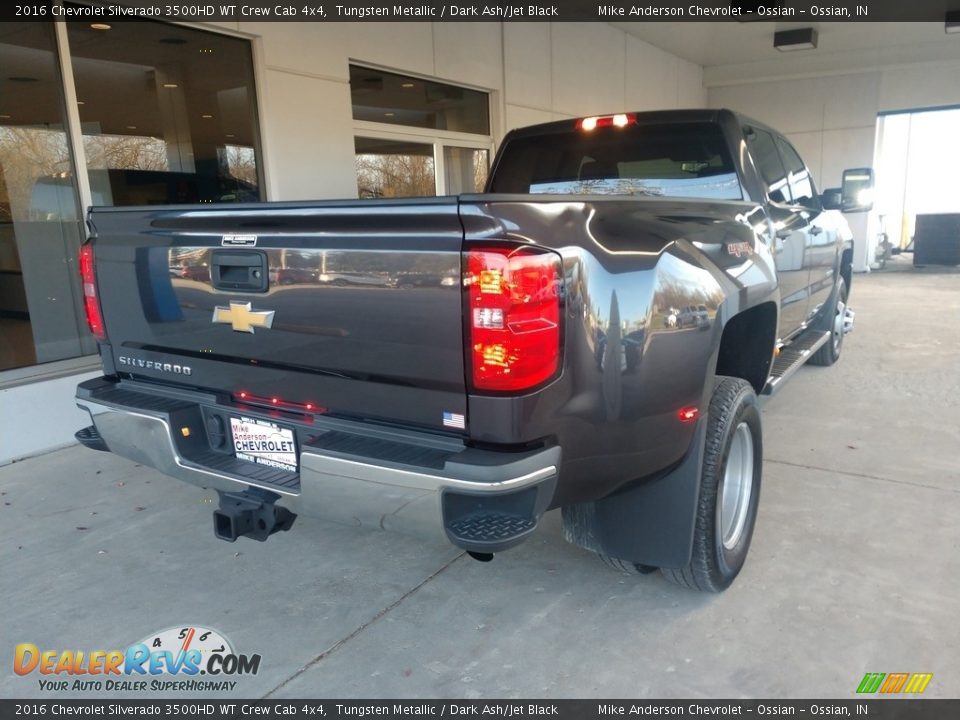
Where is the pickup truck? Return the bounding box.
[75,110,871,592]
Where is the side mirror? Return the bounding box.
[840,167,874,213]
[821,187,843,210]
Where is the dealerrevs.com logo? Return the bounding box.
[14,626,260,693]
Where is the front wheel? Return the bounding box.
[809,278,848,367]
[660,376,763,592]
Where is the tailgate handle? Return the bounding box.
[211,250,269,292]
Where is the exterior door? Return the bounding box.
[746,127,809,338]
[775,137,834,323]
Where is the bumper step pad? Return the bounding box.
[445,511,538,554]
[75,425,109,452]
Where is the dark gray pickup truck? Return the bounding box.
[75,110,871,591]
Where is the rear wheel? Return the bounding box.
[660,377,763,592]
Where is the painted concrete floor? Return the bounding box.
[2,264,958,699]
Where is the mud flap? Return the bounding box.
[561,416,706,569]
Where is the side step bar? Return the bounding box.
[762,330,830,396]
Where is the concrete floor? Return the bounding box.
[2,264,958,699]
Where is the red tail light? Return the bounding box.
[79,242,106,340]
[466,246,562,392]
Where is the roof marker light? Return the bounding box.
[577,113,637,131]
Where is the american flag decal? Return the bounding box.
[443,411,465,429]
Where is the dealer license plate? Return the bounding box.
[230,416,298,473]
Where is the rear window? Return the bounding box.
[490,122,742,201]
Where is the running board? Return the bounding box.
[762,331,830,396]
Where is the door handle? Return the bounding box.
[211,250,269,292]
[809,226,823,236]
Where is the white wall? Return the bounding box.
[0,370,100,465]
[708,58,960,272]
[232,21,706,201]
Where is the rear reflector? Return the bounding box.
[79,242,106,340]
[466,246,562,392]
[677,406,700,423]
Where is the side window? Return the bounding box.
[745,127,790,204]
[775,137,817,208]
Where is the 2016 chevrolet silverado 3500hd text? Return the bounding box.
[75,110,871,591]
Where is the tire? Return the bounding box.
[598,554,658,575]
[809,278,848,367]
[659,376,763,592]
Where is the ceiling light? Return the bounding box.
[126,126,137,130]
[947,11,960,33]
[0,114,11,119]
[384,112,395,117]
[162,83,178,88]
[774,28,818,52]
[401,83,415,88]
[225,134,235,138]
[201,114,213,119]
[90,23,112,31]
[76,101,85,105]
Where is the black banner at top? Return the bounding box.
[6,0,960,23]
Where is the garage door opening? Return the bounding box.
[873,106,960,267]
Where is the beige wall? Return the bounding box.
[210,22,705,202]
[708,58,960,272]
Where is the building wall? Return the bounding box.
[707,59,960,272]
[230,21,706,201]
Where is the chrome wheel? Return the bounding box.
[832,296,846,354]
[720,422,754,550]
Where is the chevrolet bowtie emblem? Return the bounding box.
[212,302,275,333]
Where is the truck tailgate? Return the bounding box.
[89,199,467,432]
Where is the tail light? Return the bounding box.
[465,245,562,392]
[79,242,106,340]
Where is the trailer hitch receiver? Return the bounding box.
[213,489,296,542]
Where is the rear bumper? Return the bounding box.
[76,378,558,553]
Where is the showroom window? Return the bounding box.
[0,18,263,375]
[66,13,264,206]
[0,22,91,372]
[350,65,492,198]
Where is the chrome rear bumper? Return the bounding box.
[77,378,558,552]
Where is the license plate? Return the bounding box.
[230,416,298,473]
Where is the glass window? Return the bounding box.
[0,22,92,371]
[355,137,435,198]
[443,147,489,194]
[66,14,263,206]
[745,127,790,204]
[491,123,742,201]
[350,66,490,198]
[775,136,817,207]
[350,65,489,136]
